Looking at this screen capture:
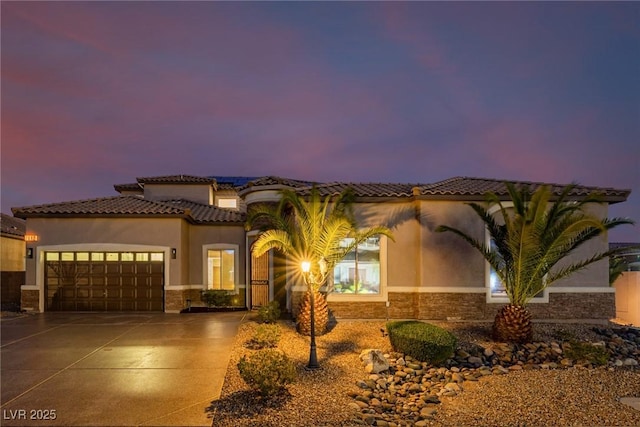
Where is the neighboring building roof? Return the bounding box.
[610,242,640,252]
[0,213,25,238]
[415,177,631,202]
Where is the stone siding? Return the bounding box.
[317,291,615,321]
[164,289,186,312]
[21,289,39,312]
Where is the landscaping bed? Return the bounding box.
[208,316,640,427]
[180,306,247,313]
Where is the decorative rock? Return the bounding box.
[420,406,437,417]
[360,349,390,374]
[351,326,640,424]
[468,356,483,366]
[444,382,461,393]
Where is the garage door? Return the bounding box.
[44,251,164,311]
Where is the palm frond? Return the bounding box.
[437,182,635,307]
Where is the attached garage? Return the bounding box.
[44,251,164,311]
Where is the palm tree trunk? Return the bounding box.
[492,304,533,343]
[297,289,329,336]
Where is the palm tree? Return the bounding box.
[246,186,393,339]
[436,182,634,343]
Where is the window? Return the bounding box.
[488,239,507,298]
[216,197,238,209]
[207,249,236,290]
[333,237,381,294]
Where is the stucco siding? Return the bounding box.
[25,217,185,287]
[188,225,247,286]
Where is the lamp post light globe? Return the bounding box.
[301,261,311,274]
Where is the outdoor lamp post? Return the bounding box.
[301,261,320,370]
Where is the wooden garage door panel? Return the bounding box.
[45,252,164,312]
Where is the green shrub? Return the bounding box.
[237,349,296,397]
[249,324,281,349]
[257,301,281,323]
[564,341,610,366]
[201,290,232,307]
[386,321,457,365]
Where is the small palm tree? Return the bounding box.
[437,182,634,343]
[247,186,393,339]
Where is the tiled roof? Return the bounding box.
[12,196,187,218]
[299,182,417,198]
[136,175,216,185]
[114,182,143,193]
[161,200,245,223]
[239,176,315,191]
[209,176,259,188]
[11,196,245,224]
[1,213,25,238]
[416,177,631,200]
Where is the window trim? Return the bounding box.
[327,236,388,302]
[202,244,239,291]
[485,203,549,303]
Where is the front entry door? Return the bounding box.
[250,249,269,308]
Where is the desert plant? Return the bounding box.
[257,301,281,324]
[249,324,281,349]
[386,321,457,365]
[201,290,232,307]
[564,341,609,366]
[237,349,296,397]
[246,186,393,368]
[437,182,634,343]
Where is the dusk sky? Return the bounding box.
[1,2,639,242]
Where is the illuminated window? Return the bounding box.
[76,252,90,261]
[91,253,104,261]
[46,252,60,261]
[207,248,236,290]
[150,253,164,262]
[216,197,238,209]
[121,252,134,262]
[136,253,149,262]
[106,253,119,262]
[61,252,74,261]
[333,237,381,295]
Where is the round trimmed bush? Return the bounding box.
[386,321,457,365]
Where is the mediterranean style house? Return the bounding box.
[11,174,632,321]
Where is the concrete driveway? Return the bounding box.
[0,311,246,426]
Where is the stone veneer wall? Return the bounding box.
[292,290,615,321]
[20,289,39,311]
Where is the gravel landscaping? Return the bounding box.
[209,314,640,427]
